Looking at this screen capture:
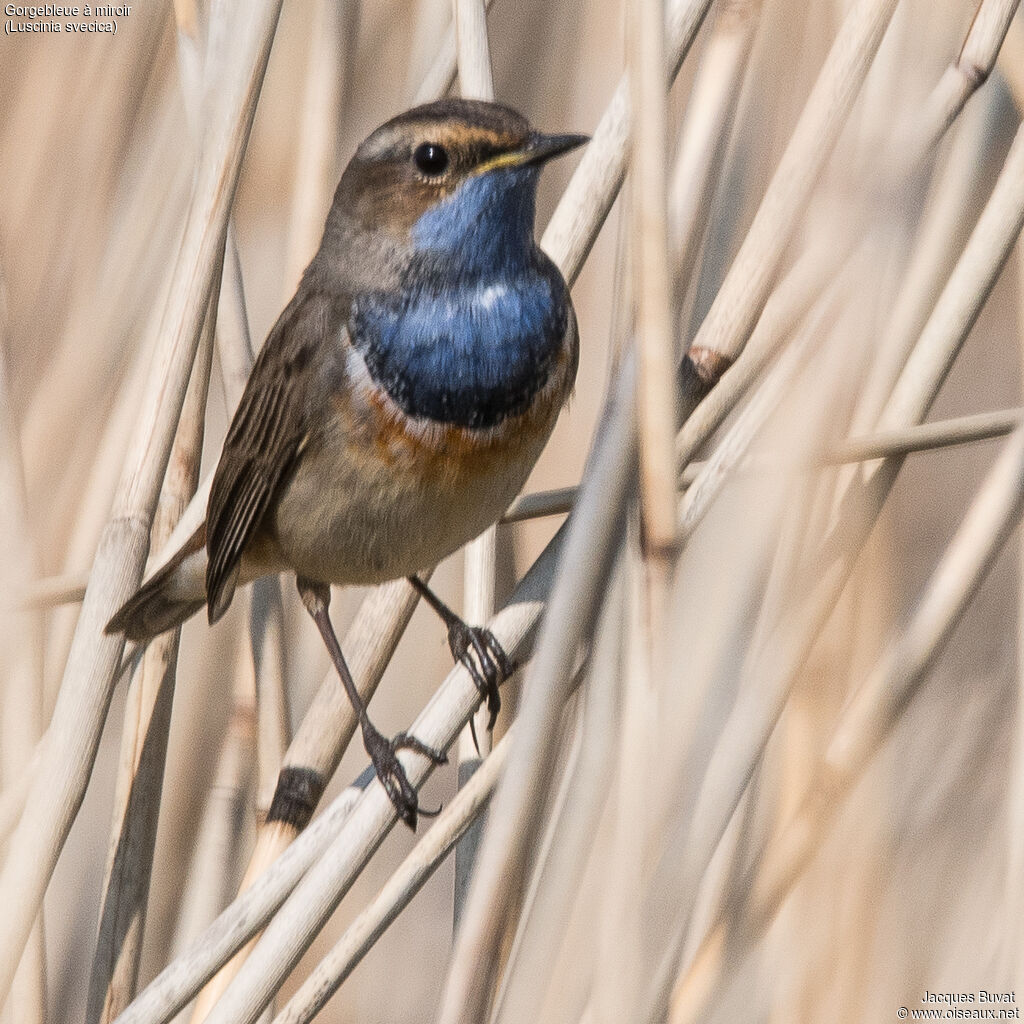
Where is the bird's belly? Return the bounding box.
[267,388,560,585]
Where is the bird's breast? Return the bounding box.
[349,258,570,430]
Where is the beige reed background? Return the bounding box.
[2,1,1024,1022]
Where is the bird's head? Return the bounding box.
[327,99,588,279]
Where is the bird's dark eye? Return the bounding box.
[413,142,449,176]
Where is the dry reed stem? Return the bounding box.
[688,0,901,364]
[829,407,1023,462]
[249,581,290,816]
[905,0,1020,174]
[674,242,837,470]
[437,363,636,1024]
[271,727,513,1024]
[669,0,762,315]
[500,487,579,524]
[91,18,222,987]
[541,0,716,283]
[453,0,497,930]
[412,0,498,106]
[0,285,46,1024]
[454,0,495,101]
[645,113,1024,1023]
[490,688,587,1021]
[112,785,365,1024]
[165,687,257,1014]
[187,578,422,1020]
[670,424,1024,1024]
[615,0,682,983]
[624,12,678,963]
[88,296,217,1024]
[849,94,993,431]
[490,584,623,1024]
[455,526,496,928]
[0,2,284,1000]
[879,115,1024,427]
[630,0,680,557]
[281,0,356,298]
[677,285,836,542]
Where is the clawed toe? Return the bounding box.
[363,726,447,830]
[448,624,515,733]
[392,731,448,765]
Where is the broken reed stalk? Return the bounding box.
[677,284,837,542]
[0,2,285,1001]
[670,425,1024,1024]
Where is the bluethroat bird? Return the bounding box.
[107,99,588,828]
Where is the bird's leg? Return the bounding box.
[407,575,515,737]
[297,577,446,830]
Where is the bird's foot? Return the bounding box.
[362,723,447,831]
[447,623,516,736]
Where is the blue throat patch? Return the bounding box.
[350,168,569,429]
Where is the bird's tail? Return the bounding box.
[106,525,208,642]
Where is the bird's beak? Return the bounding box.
[521,131,591,165]
[476,131,590,174]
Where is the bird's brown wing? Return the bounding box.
[205,288,337,622]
